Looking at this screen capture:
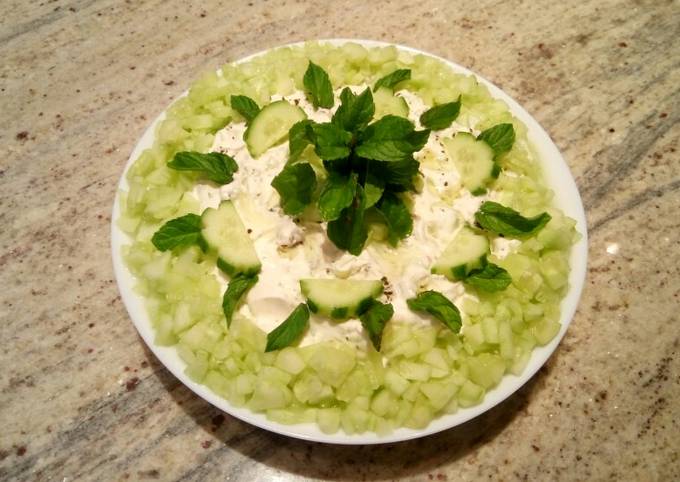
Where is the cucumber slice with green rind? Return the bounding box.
[442,132,495,194]
[300,278,383,320]
[201,201,261,276]
[245,100,307,158]
[373,87,409,119]
[432,227,489,280]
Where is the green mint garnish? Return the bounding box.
[464,262,512,292]
[271,162,317,216]
[277,79,434,255]
[318,173,358,221]
[167,151,238,185]
[375,192,413,245]
[475,201,551,238]
[287,120,313,162]
[419,97,461,130]
[332,87,375,132]
[265,303,310,352]
[356,115,430,162]
[327,185,368,255]
[230,95,260,123]
[307,122,352,160]
[406,290,462,333]
[151,214,206,252]
[222,273,258,326]
[373,69,411,92]
[478,123,516,156]
[303,61,334,109]
[359,300,394,351]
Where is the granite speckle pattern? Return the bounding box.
[1,0,678,480]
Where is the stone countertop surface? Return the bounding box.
[1,0,678,480]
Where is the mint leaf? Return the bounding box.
[374,157,420,190]
[265,303,310,352]
[356,115,429,162]
[332,87,375,132]
[327,186,368,255]
[464,262,511,292]
[419,97,461,130]
[478,123,515,156]
[359,300,394,351]
[475,201,551,237]
[271,163,317,215]
[373,69,411,92]
[308,122,352,160]
[363,169,385,208]
[222,273,258,326]
[318,173,358,221]
[230,95,260,123]
[168,151,238,185]
[376,192,413,245]
[407,290,462,333]
[151,214,206,252]
[288,120,313,162]
[303,61,334,109]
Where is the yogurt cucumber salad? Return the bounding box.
[118,42,579,435]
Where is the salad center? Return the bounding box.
[190,84,518,347]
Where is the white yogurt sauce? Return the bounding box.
[190,88,517,345]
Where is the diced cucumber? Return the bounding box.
[245,100,306,158]
[308,342,356,387]
[467,353,506,389]
[201,201,261,276]
[373,87,409,119]
[317,408,342,434]
[300,278,383,319]
[432,227,489,280]
[442,132,495,194]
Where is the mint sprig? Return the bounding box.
[230,95,260,123]
[356,115,430,162]
[464,262,511,292]
[303,61,334,109]
[222,273,258,326]
[265,303,310,352]
[420,97,461,130]
[478,123,515,156]
[359,300,394,351]
[318,173,358,221]
[271,163,317,216]
[167,151,238,185]
[373,69,411,92]
[151,214,207,252]
[275,63,432,255]
[288,120,313,162]
[407,290,462,333]
[376,192,413,245]
[475,201,551,238]
[327,185,368,255]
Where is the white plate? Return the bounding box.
[111,39,588,445]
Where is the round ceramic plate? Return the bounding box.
[111,39,588,444]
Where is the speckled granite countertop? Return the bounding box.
[1,0,678,480]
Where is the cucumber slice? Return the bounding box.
[300,278,383,319]
[373,87,409,119]
[201,201,261,276]
[442,132,495,194]
[245,100,307,158]
[432,227,489,280]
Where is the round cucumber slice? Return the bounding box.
[300,278,383,320]
[442,132,495,194]
[245,100,307,158]
[201,201,261,276]
[432,227,489,280]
